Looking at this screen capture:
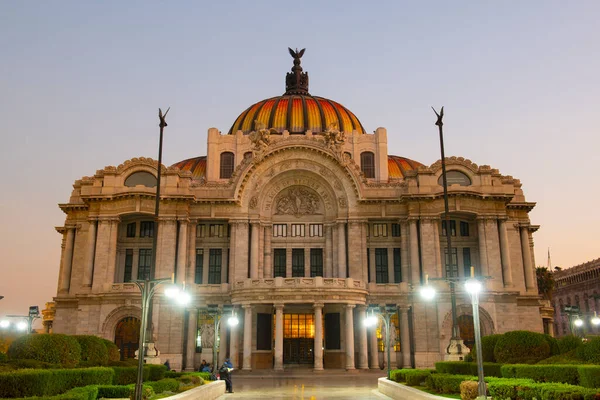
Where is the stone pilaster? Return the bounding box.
[82,219,97,288]
[409,218,420,285]
[250,221,259,279]
[313,303,324,371]
[184,308,197,371]
[432,219,443,277]
[347,220,366,280]
[520,225,536,291]
[229,310,240,368]
[242,305,252,371]
[324,224,333,278]
[106,219,119,284]
[228,222,236,284]
[263,225,272,278]
[274,304,284,371]
[400,220,410,283]
[218,317,227,366]
[419,218,437,279]
[399,306,412,368]
[187,221,197,284]
[176,219,188,284]
[357,305,369,369]
[337,221,347,278]
[58,226,76,294]
[156,217,177,279]
[498,218,513,287]
[233,221,249,281]
[369,328,379,369]
[484,218,503,290]
[345,304,355,370]
[477,218,490,276]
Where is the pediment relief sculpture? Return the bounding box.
[275,186,321,217]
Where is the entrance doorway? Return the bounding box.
[458,315,475,350]
[114,317,140,360]
[282,313,314,364]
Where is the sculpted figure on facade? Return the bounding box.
[249,120,277,161]
[275,186,321,217]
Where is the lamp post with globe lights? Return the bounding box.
[133,275,190,400]
[364,304,397,380]
[1,306,41,333]
[204,305,239,373]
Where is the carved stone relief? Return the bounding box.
[275,186,322,217]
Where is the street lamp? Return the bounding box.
[205,305,239,373]
[364,304,397,380]
[3,306,41,333]
[133,276,189,400]
[591,312,600,326]
[464,271,486,400]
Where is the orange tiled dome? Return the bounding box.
[172,156,206,179]
[388,155,424,179]
[228,95,366,135]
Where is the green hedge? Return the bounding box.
[577,366,600,389]
[110,365,167,385]
[500,364,580,385]
[389,369,411,383]
[577,337,600,364]
[543,334,560,356]
[0,367,114,398]
[489,380,599,400]
[74,336,109,367]
[7,335,81,368]
[494,331,551,364]
[96,384,154,399]
[435,361,502,377]
[473,334,503,363]
[3,359,61,370]
[99,340,120,362]
[59,385,99,400]
[425,373,476,394]
[146,378,179,394]
[404,370,431,386]
[557,335,584,355]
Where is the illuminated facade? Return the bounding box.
[53,50,544,371]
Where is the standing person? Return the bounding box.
[220,358,234,393]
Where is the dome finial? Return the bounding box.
[285,47,309,95]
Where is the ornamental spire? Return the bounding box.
[285,47,309,95]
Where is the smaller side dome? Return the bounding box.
[388,155,424,179]
[172,156,206,180]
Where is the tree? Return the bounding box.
[536,267,555,300]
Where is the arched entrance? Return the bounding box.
[458,315,476,350]
[114,317,140,360]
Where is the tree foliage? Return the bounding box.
[536,267,555,299]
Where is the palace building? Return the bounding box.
[53,49,544,371]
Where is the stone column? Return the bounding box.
[484,218,503,290]
[400,220,410,283]
[187,221,197,284]
[313,303,324,371]
[250,221,259,279]
[388,247,395,283]
[242,305,252,371]
[184,308,197,371]
[337,221,347,278]
[228,222,236,284]
[324,224,333,278]
[369,248,376,283]
[230,313,240,368]
[369,328,379,369]
[82,219,97,288]
[520,226,536,291]
[218,317,227,366]
[477,218,490,276]
[274,304,284,371]
[357,306,369,369]
[58,226,76,294]
[106,219,119,284]
[399,306,412,368]
[176,219,188,284]
[345,304,355,370]
[264,225,273,278]
[258,225,265,278]
[409,219,420,285]
[92,219,111,292]
[433,219,443,277]
[498,218,513,287]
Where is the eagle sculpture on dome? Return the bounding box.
[289,47,305,61]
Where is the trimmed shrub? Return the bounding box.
[537,349,587,365]
[111,365,166,385]
[486,377,536,400]
[126,383,155,400]
[4,358,62,369]
[146,378,179,394]
[100,339,120,362]
[61,385,99,400]
[404,370,431,386]
[578,336,600,364]
[473,333,503,363]
[459,380,479,400]
[543,334,560,356]
[7,334,81,368]
[435,361,502,377]
[0,353,7,363]
[197,371,213,381]
[165,371,185,379]
[425,373,476,394]
[144,364,166,381]
[494,331,551,364]
[558,335,584,355]
[578,365,600,389]
[389,369,409,382]
[0,367,114,398]
[97,384,132,398]
[75,336,109,366]
[500,364,580,385]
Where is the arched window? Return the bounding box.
[114,317,140,360]
[438,170,471,186]
[124,171,157,187]
[360,152,375,178]
[220,152,234,179]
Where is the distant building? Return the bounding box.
[41,302,55,334]
[52,49,544,371]
[552,258,600,337]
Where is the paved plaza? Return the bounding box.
[216,370,392,400]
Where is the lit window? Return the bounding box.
[273,224,287,237]
[220,152,234,179]
[360,152,375,178]
[309,224,323,237]
[291,224,305,237]
[373,223,388,237]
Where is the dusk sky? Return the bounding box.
[1,1,598,320]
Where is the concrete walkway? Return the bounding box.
[216,370,393,400]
